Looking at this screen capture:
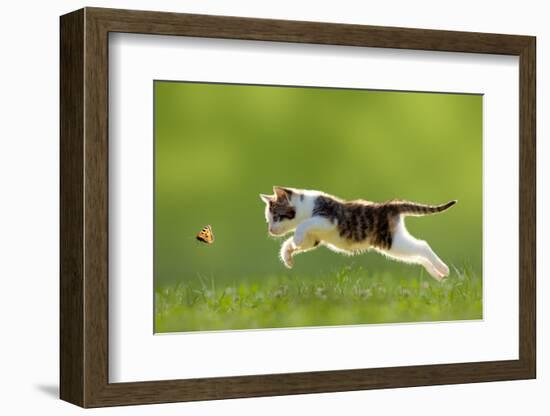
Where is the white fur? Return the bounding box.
[261,188,450,281]
[375,217,449,281]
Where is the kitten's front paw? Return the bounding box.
[280,247,294,268]
[280,238,295,269]
[282,252,294,269]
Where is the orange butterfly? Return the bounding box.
[196,225,215,244]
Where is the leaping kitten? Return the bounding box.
[260,186,457,281]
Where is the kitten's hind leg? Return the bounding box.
[417,257,446,281]
[420,244,450,278]
[381,245,442,280]
[388,219,449,281]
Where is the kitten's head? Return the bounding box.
[260,186,298,236]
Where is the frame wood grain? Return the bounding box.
[60,7,536,408]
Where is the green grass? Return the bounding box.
[155,266,482,333]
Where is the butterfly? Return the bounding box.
[196,225,215,244]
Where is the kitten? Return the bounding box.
[260,186,457,281]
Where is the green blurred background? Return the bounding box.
[154,81,482,331]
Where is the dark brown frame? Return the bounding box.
[60,7,536,408]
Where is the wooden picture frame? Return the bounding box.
[60,7,536,408]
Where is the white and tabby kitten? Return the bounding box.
[260,186,457,281]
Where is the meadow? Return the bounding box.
[155,265,482,333]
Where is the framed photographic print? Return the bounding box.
[60,7,536,408]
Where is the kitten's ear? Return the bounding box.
[259,194,273,204]
[273,186,292,201]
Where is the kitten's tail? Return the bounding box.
[397,200,457,216]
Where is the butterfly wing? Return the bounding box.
[196,225,214,244]
[207,225,215,243]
